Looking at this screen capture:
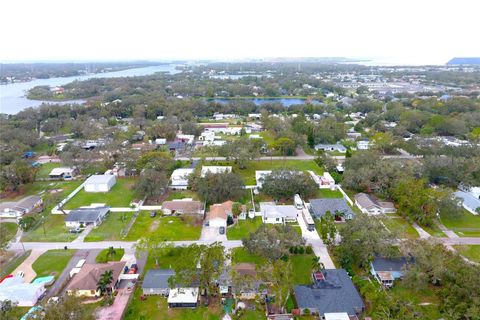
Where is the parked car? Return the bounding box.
[219,226,225,234]
[69,227,81,233]
[150,211,157,218]
[16,271,25,278]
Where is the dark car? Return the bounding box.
[150,211,157,218]
[219,226,225,234]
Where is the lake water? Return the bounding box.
[209,98,321,107]
[0,64,180,114]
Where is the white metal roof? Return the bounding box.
[167,287,199,304]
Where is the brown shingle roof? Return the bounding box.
[235,263,257,277]
[66,262,125,291]
[162,200,204,213]
[207,200,233,220]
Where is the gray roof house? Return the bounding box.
[294,269,364,317]
[370,256,410,288]
[0,195,43,218]
[314,144,347,153]
[64,207,110,228]
[142,269,175,295]
[309,198,355,220]
[454,190,480,215]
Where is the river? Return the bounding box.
[0,64,180,114]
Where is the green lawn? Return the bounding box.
[144,246,191,271]
[421,223,446,237]
[440,210,480,237]
[315,188,343,198]
[126,214,202,241]
[0,222,18,242]
[32,249,75,279]
[95,248,125,263]
[381,215,419,239]
[227,217,263,240]
[124,287,223,320]
[206,159,323,185]
[2,180,82,202]
[0,250,31,278]
[454,245,480,263]
[64,178,138,209]
[290,254,316,285]
[35,162,63,179]
[258,131,275,146]
[166,190,199,201]
[84,212,134,242]
[22,214,78,242]
[231,247,267,265]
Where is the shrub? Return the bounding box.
[305,245,313,254]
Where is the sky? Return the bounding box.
[2,0,479,65]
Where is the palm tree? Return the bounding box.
[105,246,116,262]
[97,270,113,296]
[311,256,325,271]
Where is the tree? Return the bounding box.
[190,172,245,204]
[18,216,36,231]
[242,224,305,261]
[311,256,325,271]
[259,259,294,312]
[271,137,296,156]
[336,214,398,270]
[33,294,94,320]
[371,132,396,154]
[319,212,337,247]
[219,138,261,169]
[97,270,114,296]
[105,246,116,262]
[0,300,17,320]
[260,170,317,200]
[135,169,169,198]
[0,160,35,192]
[135,234,172,267]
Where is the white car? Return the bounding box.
[16,271,25,278]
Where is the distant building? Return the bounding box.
[357,140,370,150]
[454,190,480,215]
[354,193,396,215]
[170,168,195,190]
[84,175,116,192]
[314,144,347,153]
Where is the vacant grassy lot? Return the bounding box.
[206,159,323,185]
[64,178,138,209]
[96,248,125,263]
[0,222,18,243]
[32,249,75,279]
[84,212,134,242]
[315,188,343,198]
[22,214,78,242]
[381,215,419,239]
[227,217,263,240]
[231,247,267,265]
[165,190,199,201]
[2,180,82,202]
[127,214,202,241]
[454,245,480,263]
[440,210,480,237]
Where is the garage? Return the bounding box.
[84,175,116,192]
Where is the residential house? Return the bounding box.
[314,144,347,153]
[370,256,409,288]
[84,175,116,192]
[0,277,46,307]
[260,202,298,224]
[154,138,167,145]
[294,270,364,317]
[454,190,480,215]
[309,198,355,220]
[170,168,195,190]
[357,140,370,150]
[207,200,233,228]
[248,113,262,120]
[201,166,232,177]
[64,207,110,228]
[167,288,199,308]
[168,141,186,152]
[66,261,125,297]
[161,200,204,215]
[354,193,396,215]
[48,167,78,180]
[176,134,195,144]
[308,171,335,189]
[0,195,43,218]
[232,263,265,300]
[142,269,175,295]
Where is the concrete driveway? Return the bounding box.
[11,249,46,283]
[200,226,227,241]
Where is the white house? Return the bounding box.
[260,202,298,224]
[248,113,262,120]
[314,144,347,153]
[354,193,396,215]
[49,167,78,180]
[64,207,110,228]
[207,201,232,228]
[168,288,199,308]
[155,138,167,145]
[0,277,46,307]
[84,175,116,192]
[201,166,232,177]
[198,131,216,141]
[255,170,272,187]
[170,168,195,189]
[357,140,370,150]
[0,196,43,218]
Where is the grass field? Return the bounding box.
[84,212,134,242]
[381,215,419,239]
[1,180,82,202]
[0,222,18,243]
[32,249,75,279]
[206,159,323,185]
[315,188,343,198]
[22,214,78,242]
[95,248,125,263]
[64,178,138,209]
[227,217,263,240]
[126,214,202,241]
[453,245,480,263]
[231,247,267,265]
[440,210,480,237]
[165,190,199,201]
[421,223,446,237]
